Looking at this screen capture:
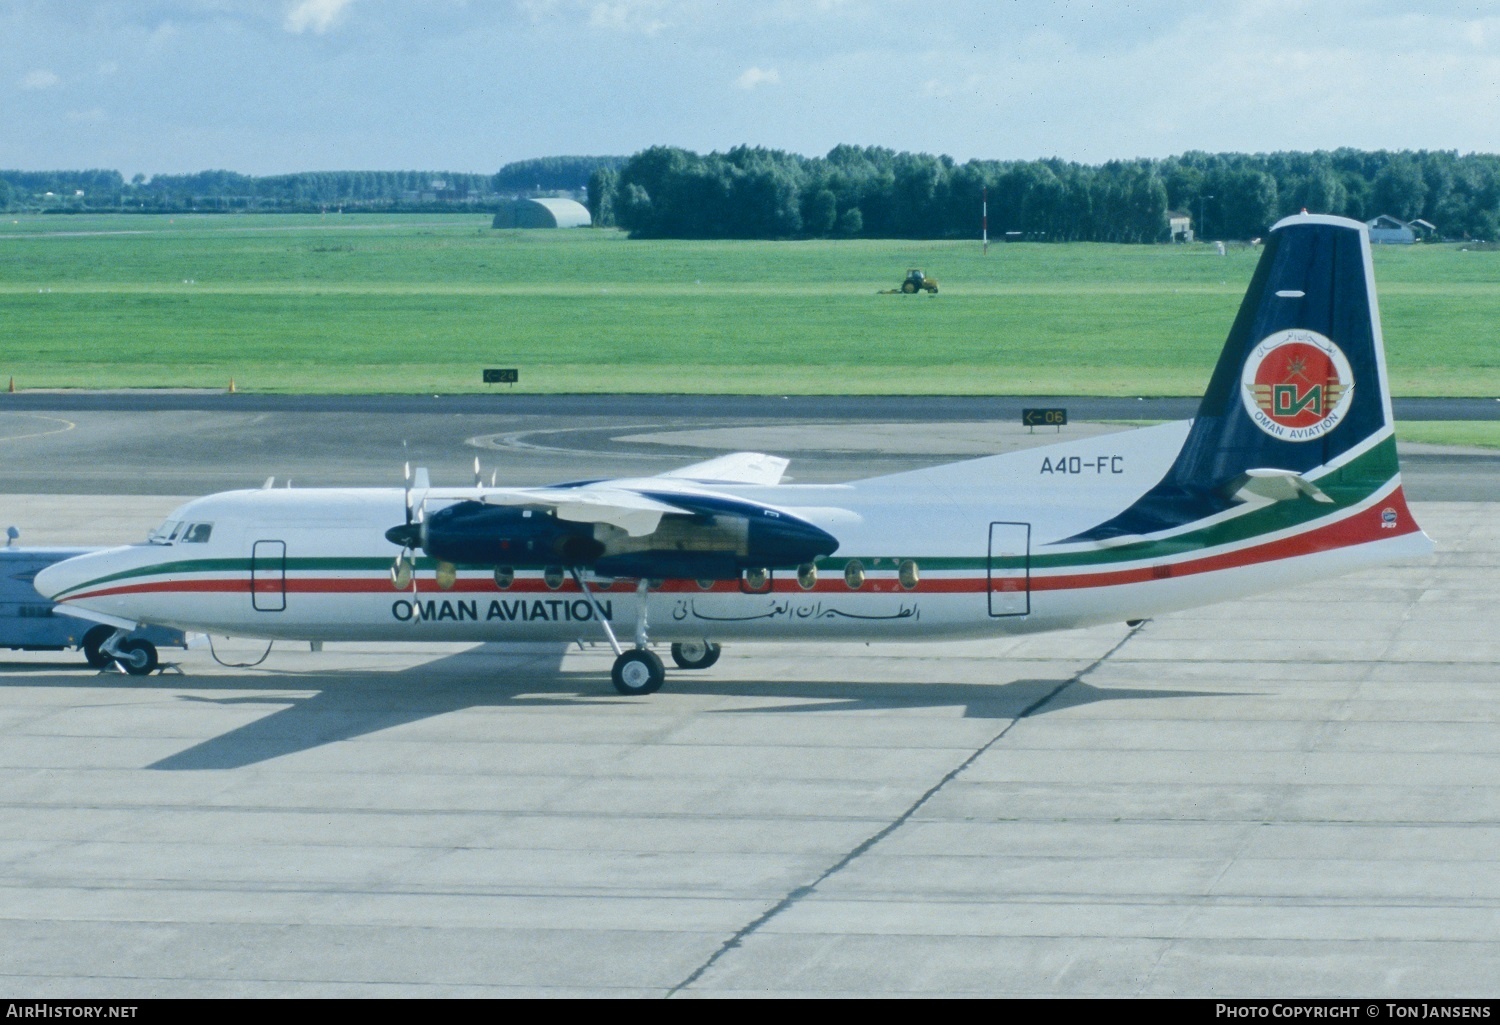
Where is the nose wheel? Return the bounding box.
[117,639,159,676]
[96,628,160,676]
[611,648,665,695]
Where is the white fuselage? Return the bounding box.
[35,422,1432,647]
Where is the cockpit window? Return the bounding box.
[147,519,213,544]
[148,520,179,544]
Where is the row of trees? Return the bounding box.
[493,155,626,193]
[0,158,623,213]
[588,146,1500,242]
[7,148,1500,240]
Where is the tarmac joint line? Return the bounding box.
[665,622,1147,997]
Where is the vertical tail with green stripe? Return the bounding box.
[1073,213,1424,551]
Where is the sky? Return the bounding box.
[4,0,1500,177]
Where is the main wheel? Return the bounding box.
[671,641,721,670]
[117,639,158,677]
[611,648,665,695]
[900,280,916,293]
[82,625,115,669]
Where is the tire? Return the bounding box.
[900,281,916,293]
[611,648,665,695]
[82,625,114,669]
[117,639,158,676]
[671,641,721,670]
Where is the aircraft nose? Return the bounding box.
[33,552,101,602]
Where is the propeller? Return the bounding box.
[384,462,429,551]
[386,462,429,602]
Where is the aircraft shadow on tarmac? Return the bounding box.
[1,645,1224,770]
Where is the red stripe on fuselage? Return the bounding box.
[1032,488,1418,590]
[58,488,1419,605]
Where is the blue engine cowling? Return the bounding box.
[392,502,603,567]
[389,493,838,579]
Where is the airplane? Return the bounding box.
[34,214,1434,694]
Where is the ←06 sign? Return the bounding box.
[1240,329,1355,442]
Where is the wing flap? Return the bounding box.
[476,487,687,537]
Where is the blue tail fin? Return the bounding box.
[1178,213,1390,482]
[1078,214,1399,539]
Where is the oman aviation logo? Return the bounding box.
[1240,329,1355,441]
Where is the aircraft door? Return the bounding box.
[251,540,287,612]
[987,522,1031,617]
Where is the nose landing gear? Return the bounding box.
[94,628,160,676]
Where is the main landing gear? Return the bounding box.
[568,571,718,696]
[671,640,721,670]
[612,648,665,696]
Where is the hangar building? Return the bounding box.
[492,198,592,229]
[1366,214,1415,244]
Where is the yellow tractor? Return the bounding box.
[899,268,938,293]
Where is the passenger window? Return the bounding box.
[182,523,214,544]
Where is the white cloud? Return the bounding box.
[735,66,780,90]
[21,69,60,90]
[7,1,1500,174]
[1461,17,1500,48]
[587,2,670,35]
[284,0,355,35]
[148,21,179,47]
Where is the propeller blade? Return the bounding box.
[474,456,482,489]
[389,552,413,590]
[412,467,430,524]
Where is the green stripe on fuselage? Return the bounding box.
[838,435,1400,572]
[53,438,1398,593]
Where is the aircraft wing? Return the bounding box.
[474,486,689,537]
[419,451,789,538]
[659,451,789,486]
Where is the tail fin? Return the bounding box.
[1181,213,1391,483]
[1079,214,1415,539]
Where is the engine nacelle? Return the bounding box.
[393,502,602,567]
[388,495,838,580]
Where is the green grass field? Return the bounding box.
[1,212,1497,396]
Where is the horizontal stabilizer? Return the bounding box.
[660,452,789,486]
[1225,468,1334,504]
